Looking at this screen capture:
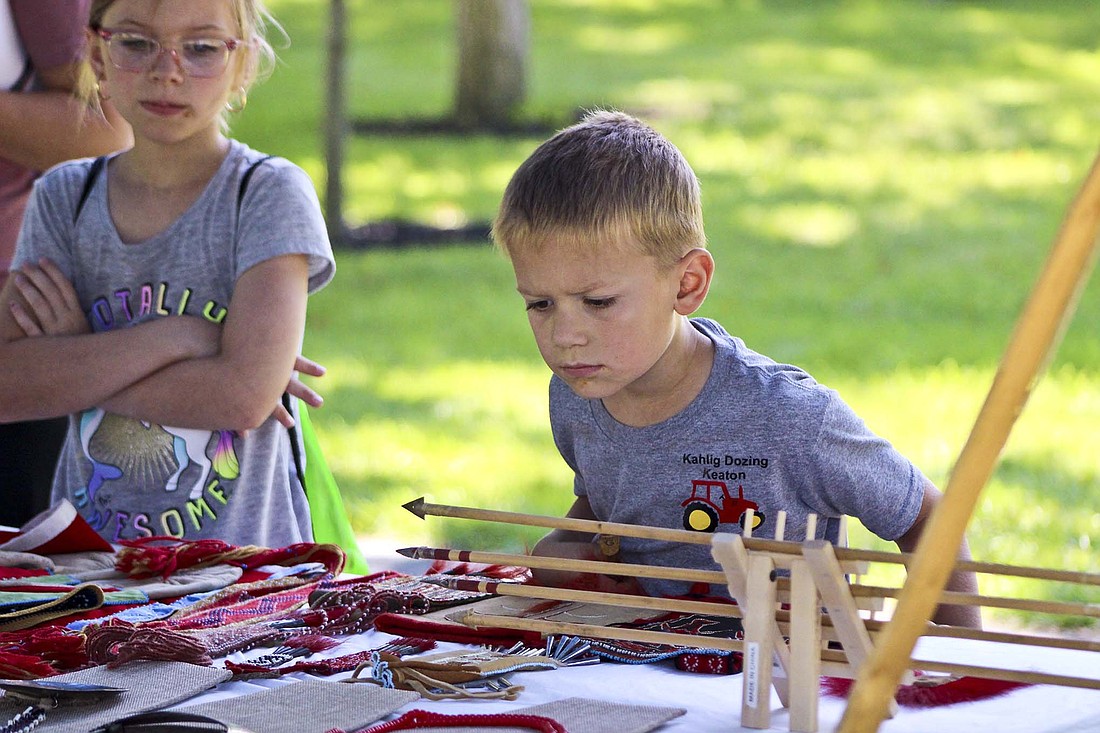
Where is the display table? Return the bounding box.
[181,626,1100,732]
[3,515,1096,733]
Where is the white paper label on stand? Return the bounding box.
[745,641,760,708]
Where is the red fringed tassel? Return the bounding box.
[283,634,341,654]
[1,626,88,674]
[116,536,238,579]
[821,674,1031,707]
[0,651,65,679]
[359,710,568,733]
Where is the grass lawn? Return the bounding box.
[234,0,1099,631]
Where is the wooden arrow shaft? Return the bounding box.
[406,502,1100,585]
[429,576,742,618]
[405,545,727,584]
[845,582,1100,618]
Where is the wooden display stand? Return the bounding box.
[403,498,1100,733]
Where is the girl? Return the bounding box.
[0,0,335,547]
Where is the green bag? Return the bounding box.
[293,404,369,574]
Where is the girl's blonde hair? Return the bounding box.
[77,0,283,127]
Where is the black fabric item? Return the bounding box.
[0,416,67,526]
[89,710,229,732]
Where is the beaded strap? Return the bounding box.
[0,706,45,733]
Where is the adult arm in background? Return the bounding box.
[1,1,133,289]
[0,61,131,173]
[895,478,983,629]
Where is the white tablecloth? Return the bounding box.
[182,627,1100,733]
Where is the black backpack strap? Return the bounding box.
[10,57,33,92]
[236,154,275,217]
[283,392,307,492]
[74,156,108,224]
[237,155,306,492]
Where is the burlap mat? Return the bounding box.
[522,697,685,733]
[181,678,419,733]
[0,661,230,733]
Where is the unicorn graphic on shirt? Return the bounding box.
[162,425,240,499]
[74,408,241,525]
[73,409,122,527]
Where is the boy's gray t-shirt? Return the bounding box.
[13,140,335,546]
[549,317,925,598]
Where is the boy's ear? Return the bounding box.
[674,248,714,315]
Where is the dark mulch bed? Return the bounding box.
[338,219,491,249]
[334,112,583,248]
[348,114,568,138]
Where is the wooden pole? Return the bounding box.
[779,606,1100,654]
[740,552,779,728]
[459,612,1100,691]
[400,545,728,585]
[844,581,1100,618]
[404,497,712,545]
[818,648,1100,691]
[803,540,902,723]
[409,545,1100,638]
[839,151,1100,732]
[460,610,747,654]
[788,558,821,733]
[422,576,742,619]
[711,535,792,709]
[919,623,1100,654]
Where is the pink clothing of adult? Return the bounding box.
[1,0,90,272]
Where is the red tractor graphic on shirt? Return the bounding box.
[681,479,765,533]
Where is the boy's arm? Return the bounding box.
[0,274,221,422]
[98,255,310,432]
[530,496,644,594]
[894,479,983,629]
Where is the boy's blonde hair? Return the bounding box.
[78,0,280,126]
[493,110,706,267]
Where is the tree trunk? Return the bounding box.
[324,0,347,244]
[454,0,529,128]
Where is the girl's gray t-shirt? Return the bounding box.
[13,140,334,546]
[549,317,925,598]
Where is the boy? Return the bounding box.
[491,110,981,628]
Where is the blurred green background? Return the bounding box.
[232,0,1099,630]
